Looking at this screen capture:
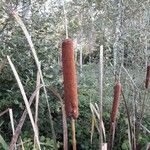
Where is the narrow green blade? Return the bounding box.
[0,134,8,150]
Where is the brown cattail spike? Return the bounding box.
[111,82,121,123]
[108,82,122,150]
[62,39,78,119]
[145,65,150,89]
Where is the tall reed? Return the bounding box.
[108,82,121,150]
[62,39,78,150]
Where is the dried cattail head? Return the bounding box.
[62,39,78,119]
[145,65,150,89]
[110,82,121,123]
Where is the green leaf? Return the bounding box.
[0,134,8,150]
[121,140,129,150]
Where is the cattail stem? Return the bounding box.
[108,82,121,150]
[49,87,68,150]
[62,0,68,39]
[71,118,76,150]
[108,122,116,150]
[121,90,133,150]
[99,45,103,150]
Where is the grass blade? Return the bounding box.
[0,134,8,150]
[34,62,41,149]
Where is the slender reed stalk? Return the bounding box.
[0,108,9,117]
[9,109,16,149]
[50,87,68,150]
[34,62,41,149]
[62,0,68,39]
[99,45,103,150]
[11,11,57,150]
[7,56,41,150]
[121,90,133,150]
[71,118,76,150]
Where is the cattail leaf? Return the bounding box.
[91,115,95,144]
[0,134,8,150]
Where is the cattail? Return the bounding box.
[110,82,121,123]
[62,39,78,119]
[108,82,122,150]
[145,65,150,89]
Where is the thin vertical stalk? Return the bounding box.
[35,63,41,125]
[113,0,122,75]
[71,118,76,150]
[62,0,68,39]
[121,90,133,150]
[34,62,41,149]
[99,45,103,150]
[9,109,16,150]
[9,109,15,135]
[79,46,83,77]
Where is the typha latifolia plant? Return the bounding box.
[145,65,150,89]
[135,64,150,149]
[62,39,78,150]
[108,81,121,150]
[138,64,150,135]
